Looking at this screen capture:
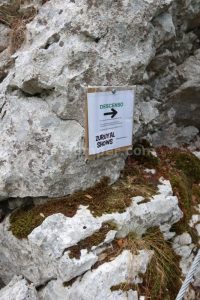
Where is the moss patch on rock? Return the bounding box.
[9,146,199,244]
[10,160,158,239]
[170,151,200,183]
[131,141,159,169]
[111,282,137,292]
[67,222,117,259]
[156,147,200,243]
[9,177,131,239]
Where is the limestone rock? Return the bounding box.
[0,178,182,287]
[0,49,13,81]
[0,0,175,199]
[38,250,152,300]
[173,233,192,246]
[172,233,196,276]
[0,276,38,300]
[0,93,125,200]
[0,24,10,53]
[28,208,102,258]
[104,178,183,237]
[169,50,200,129]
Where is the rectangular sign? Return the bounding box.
[85,87,135,157]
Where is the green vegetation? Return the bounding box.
[109,228,181,300]
[111,282,137,292]
[132,141,159,169]
[136,228,181,300]
[10,160,158,239]
[9,177,132,239]
[157,147,200,243]
[170,151,200,183]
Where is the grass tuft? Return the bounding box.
[110,228,182,300]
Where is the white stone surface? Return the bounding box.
[100,178,182,238]
[0,276,38,300]
[0,0,175,199]
[39,250,152,300]
[28,208,102,258]
[195,223,200,238]
[172,233,197,276]
[58,250,98,283]
[189,214,200,228]
[173,233,192,246]
[0,93,125,200]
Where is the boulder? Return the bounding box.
[0,0,175,199]
[38,250,152,300]
[0,93,125,200]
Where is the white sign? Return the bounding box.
[86,88,135,156]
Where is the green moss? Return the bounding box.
[9,177,133,239]
[9,208,44,240]
[170,172,192,218]
[132,143,159,169]
[67,222,117,259]
[170,151,200,183]
[10,160,159,240]
[128,228,182,300]
[110,282,137,292]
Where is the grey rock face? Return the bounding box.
[0,0,199,198]
[0,92,125,199]
[38,250,151,300]
[169,50,200,129]
[0,276,38,300]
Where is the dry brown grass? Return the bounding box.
[109,228,182,300]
